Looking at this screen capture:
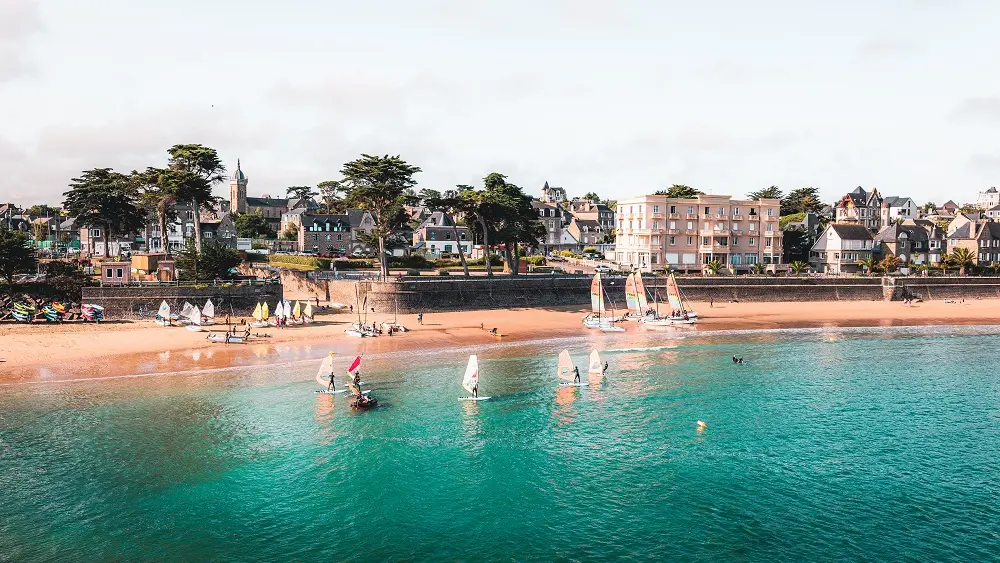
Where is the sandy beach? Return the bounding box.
[2,298,998,382]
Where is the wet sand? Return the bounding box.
[2,299,997,382]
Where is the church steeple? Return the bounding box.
[230,159,248,213]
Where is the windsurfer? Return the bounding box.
[602,362,608,375]
[573,366,580,383]
[472,382,478,398]
[353,371,361,389]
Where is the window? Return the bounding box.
[105,268,112,278]
[204,232,213,239]
[749,223,756,231]
[766,223,773,232]
[652,235,660,245]
[337,234,343,241]
[765,239,772,247]
[444,244,453,253]
[651,255,658,264]
[718,237,728,246]
[687,206,694,214]
[687,237,693,245]
[312,234,318,241]
[687,221,694,230]
[669,221,676,229]
[702,237,709,245]
[704,207,710,214]
[325,234,331,241]
[732,236,739,245]
[116,268,124,278]
[733,207,740,216]
[669,236,676,245]
[89,228,102,238]
[749,237,755,246]
[718,207,725,216]
[767,208,774,216]
[653,205,659,213]
[670,205,676,213]
[745,254,757,265]
[652,221,659,230]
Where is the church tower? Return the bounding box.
[230,159,248,214]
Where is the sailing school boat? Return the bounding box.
[250,302,270,327]
[583,273,625,331]
[202,299,216,325]
[624,271,655,321]
[557,349,587,386]
[155,300,172,326]
[458,354,490,401]
[642,273,698,326]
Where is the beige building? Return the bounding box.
[614,194,783,273]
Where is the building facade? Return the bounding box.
[808,224,875,274]
[614,194,783,273]
[977,187,999,210]
[880,196,917,224]
[835,186,884,231]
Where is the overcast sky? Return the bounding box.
[2,0,999,207]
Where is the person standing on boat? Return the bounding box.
[573,366,581,383]
[472,381,478,398]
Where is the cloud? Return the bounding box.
[0,0,42,82]
[968,153,1000,171]
[951,96,1000,123]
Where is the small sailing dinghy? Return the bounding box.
[250,302,269,328]
[557,349,587,386]
[178,302,195,325]
[642,273,698,326]
[584,272,625,331]
[302,302,314,323]
[290,301,304,325]
[186,305,205,331]
[202,299,216,325]
[206,332,243,344]
[458,354,490,401]
[155,300,172,326]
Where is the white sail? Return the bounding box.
[462,354,480,394]
[315,354,334,386]
[588,350,603,376]
[557,349,575,382]
[189,305,202,325]
[180,302,194,318]
[283,300,292,317]
[157,300,170,318]
[273,301,284,318]
[203,299,215,319]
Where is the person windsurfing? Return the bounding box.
[573,366,581,384]
[602,361,609,375]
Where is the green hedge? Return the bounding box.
[267,255,331,269]
[526,255,546,266]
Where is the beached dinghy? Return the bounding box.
[584,272,624,331]
[186,305,205,331]
[458,354,490,401]
[250,302,270,328]
[557,349,587,386]
[642,273,698,326]
[81,304,104,323]
[201,299,216,325]
[206,332,243,344]
[155,301,172,326]
[302,302,314,324]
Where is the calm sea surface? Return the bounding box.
[2,326,1000,562]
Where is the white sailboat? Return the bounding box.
[186,305,205,331]
[458,354,490,401]
[202,299,216,325]
[270,301,284,326]
[155,300,171,326]
[557,349,587,387]
[178,302,195,325]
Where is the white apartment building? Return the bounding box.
[614,194,783,273]
[977,187,999,210]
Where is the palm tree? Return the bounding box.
[949,247,975,276]
[751,263,765,276]
[704,259,723,276]
[857,257,878,276]
[789,260,809,275]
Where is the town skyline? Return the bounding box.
[4,0,1000,205]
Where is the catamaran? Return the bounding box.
[642,273,698,326]
[155,300,172,326]
[185,305,205,331]
[583,273,625,331]
[459,354,489,401]
[202,299,216,325]
[557,349,587,387]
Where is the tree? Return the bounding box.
[40,260,92,301]
[858,257,879,275]
[748,186,784,201]
[286,186,317,200]
[654,184,702,198]
[167,144,225,253]
[781,187,824,216]
[583,192,601,203]
[879,254,902,273]
[63,168,146,257]
[337,154,422,277]
[234,211,275,238]
[25,204,58,217]
[948,247,975,276]
[175,239,241,281]
[751,263,765,275]
[789,260,809,274]
[316,180,347,213]
[133,167,178,256]
[282,223,299,241]
[704,258,723,275]
[417,188,441,202]
[0,228,37,283]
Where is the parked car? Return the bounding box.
[594,265,611,273]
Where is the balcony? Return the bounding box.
[732,213,743,219]
[764,231,778,237]
[665,228,680,234]
[764,215,778,221]
[668,213,680,219]
[651,212,663,218]
[731,229,743,235]
[686,213,698,219]
[685,229,697,235]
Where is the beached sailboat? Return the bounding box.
[81,304,104,322]
[634,272,653,318]
[289,301,303,325]
[250,302,269,327]
[186,305,205,331]
[202,299,216,325]
[624,272,641,319]
[557,349,587,387]
[177,302,195,325]
[583,273,623,331]
[206,331,243,344]
[458,354,490,401]
[303,301,314,323]
[155,300,172,326]
[643,273,698,326]
[345,289,376,337]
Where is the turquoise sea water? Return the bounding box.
[3,326,1000,562]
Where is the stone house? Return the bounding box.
[809,224,875,274]
[975,222,1000,266]
[412,211,471,257]
[199,212,238,248]
[835,186,884,231]
[874,222,945,267]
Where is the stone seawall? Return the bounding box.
[82,282,284,319]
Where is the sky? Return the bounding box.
[2,0,1000,208]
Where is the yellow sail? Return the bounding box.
[304,302,313,319]
[262,302,270,321]
[293,301,302,318]
[252,302,263,322]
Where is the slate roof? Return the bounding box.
[246,196,288,208]
[986,187,998,194]
[417,211,459,230]
[949,223,975,239]
[979,222,1000,239]
[829,224,874,240]
[346,209,370,229]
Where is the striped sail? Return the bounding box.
[462,355,479,394]
[624,273,640,315]
[557,349,575,382]
[590,273,606,315]
[666,273,684,311]
[634,272,649,312]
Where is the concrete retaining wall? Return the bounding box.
[82,282,284,319]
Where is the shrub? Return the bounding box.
[406,269,420,276]
[266,255,332,270]
[526,255,546,266]
[437,269,450,276]
[390,255,432,269]
[245,252,268,263]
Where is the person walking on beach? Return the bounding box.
[417,313,423,325]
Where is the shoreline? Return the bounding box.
[2,299,998,383]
